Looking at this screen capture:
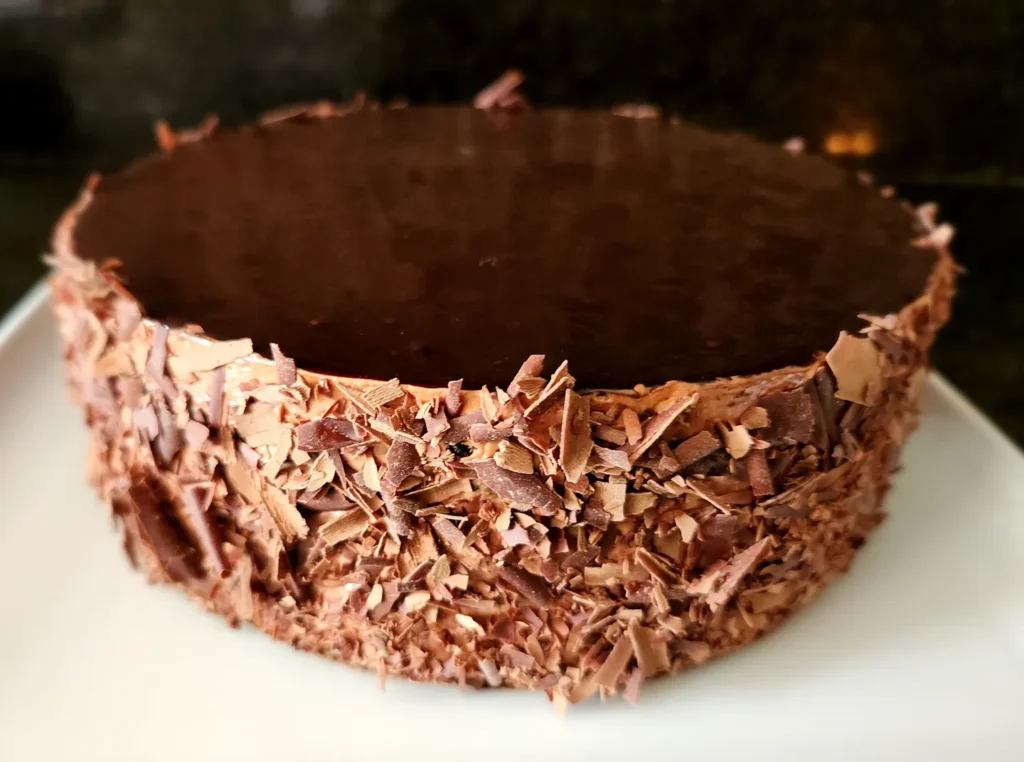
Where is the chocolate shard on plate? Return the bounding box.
[50,102,955,706]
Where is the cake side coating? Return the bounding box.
[48,116,956,707]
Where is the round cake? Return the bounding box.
[48,102,955,707]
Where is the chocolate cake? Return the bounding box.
[48,100,955,707]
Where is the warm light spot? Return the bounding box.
[824,130,876,157]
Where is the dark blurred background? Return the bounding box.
[1,0,1022,440]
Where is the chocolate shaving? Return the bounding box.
[144,324,175,397]
[498,564,555,607]
[468,460,562,515]
[422,406,450,441]
[298,487,354,512]
[179,482,225,576]
[133,405,159,440]
[625,396,696,462]
[269,343,297,386]
[593,634,634,690]
[591,446,631,471]
[501,525,531,547]
[760,389,815,443]
[826,333,883,405]
[624,492,657,516]
[523,364,574,419]
[621,408,643,445]
[559,390,594,483]
[675,513,699,542]
[295,418,361,451]
[408,478,472,505]
[364,378,404,408]
[494,440,535,474]
[319,510,370,546]
[561,547,600,569]
[174,338,253,373]
[706,537,772,612]
[208,366,226,428]
[469,423,514,443]
[745,450,775,497]
[474,69,527,110]
[262,484,309,543]
[723,425,754,459]
[508,354,545,396]
[582,504,611,530]
[740,406,770,429]
[184,419,209,449]
[626,619,670,678]
[383,440,420,492]
[592,481,626,522]
[635,548,676,585]
[445,379,464,416]
[675,428,724,471]
[594,424,628,446]
[127,476,202,583]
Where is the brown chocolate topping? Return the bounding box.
[72,108,934,388]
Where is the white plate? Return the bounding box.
[1,283,1023,762]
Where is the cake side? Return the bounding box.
[48,119,956,707]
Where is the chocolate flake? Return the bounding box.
[469,423,514,443]
[760,389,815,443]
[723,425,754,459]
[364,378,404,408]
[468,460,562,515]
[269,342,297,386]
[624,492,657,516]
[745,450,775,497]
[298,487,354,512]
[383,440,420,492]
[706,537,772,612]
[498,564,555,607]
[408,478,472,505]
[208,366,226,428]
[508,354,545,396]
[620,408,643,446]
[474,69,526,110]
[673,430,722,469]
[591,445,631,471]
[445,379,464,416]
[179,481,225,576]
[184,419,209,449]
[593,634,634,690]
[494,440,535,474]
[262,484,309,543]
[319,510,370,546]
[559,389,594,483]
[295,417,361,451]
[625,395,696,462]
[127,476,203,583]
[523,363,574,419]
[675,513,699,542]
[626,619,670,678]
[826,333,883,405]
[174,338,253,373]
[592,480,627,522]
[740,406,770,429]
[594,424,628,446]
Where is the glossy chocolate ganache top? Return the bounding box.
[71,108,934,388]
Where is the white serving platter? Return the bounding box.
[1,282,1023,761]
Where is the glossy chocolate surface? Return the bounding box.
[73,108,933,387]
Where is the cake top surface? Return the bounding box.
[71,107,934,388]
